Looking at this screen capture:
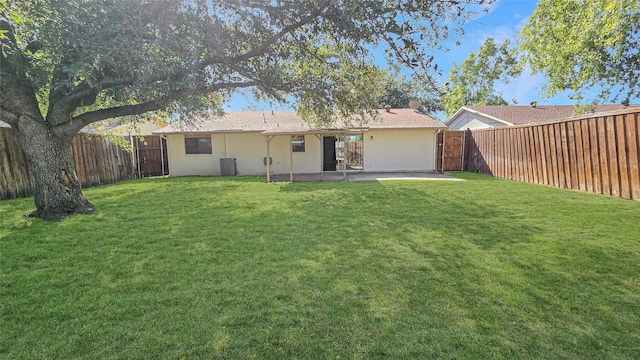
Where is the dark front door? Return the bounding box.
[323,136,337,171]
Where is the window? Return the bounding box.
[185,136,212,154]
[292,135,305,152]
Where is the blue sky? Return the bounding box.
[224,0,623,119]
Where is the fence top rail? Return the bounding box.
[470,107,640,133]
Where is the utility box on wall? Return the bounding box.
[220,158,238,176]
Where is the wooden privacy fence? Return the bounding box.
[466,108,640,200]
[0,128,135,200]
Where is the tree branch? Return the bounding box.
[61,81,258,135]
[0,50,44,127]
[224,8,325,63]
[0,105,19,126]
[50,5,325,129]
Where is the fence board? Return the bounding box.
[500,129,506,178]
[547,124,558,187]
[524,128,533,182]
[465,108,640,201]
[504,129,511,179]
[0,128,32,199]
[516,128,523,181]
[566,122,578,190]
[525,127,535,183]
[0,129,18,199]
[569,121,587,191]
[580,120,593,192]
[71,136,84,185]
[589,118,602,193]
[626,113,640,200]
[536,126,547,185]
[514,128,520,180]
[555,122,567,189]
[534,127,541,183]
[490,130,495,175]
[606,116,620,197]
[616,115,631,199]
[596,117,611,195]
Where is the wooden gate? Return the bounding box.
[131,136,169,177]
[436,130,469,172]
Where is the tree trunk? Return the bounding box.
[12,120,94,221]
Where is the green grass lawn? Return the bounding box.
[1,173,639,359]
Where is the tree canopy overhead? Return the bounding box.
[441,37,520,116]
[0,0,491,220]
[519,0,640,103]
[378,72,443,115]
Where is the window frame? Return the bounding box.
[184,136,212,155]
[291,135,306,153]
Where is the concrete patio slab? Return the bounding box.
[347,172,465,182]
[271,172,465,182]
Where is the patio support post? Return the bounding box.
[361,132,365,172]
[265,136,273,183]
[342,134,347,181]
[315,134,323,180]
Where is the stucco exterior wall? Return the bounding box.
[166,134,216,176]
[165,133,321,176]
[362,129,437,172]
[447,112,506,130]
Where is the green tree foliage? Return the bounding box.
[0,0,491,219]
[441,37,521,116]
[519,0,640,103]
[378,73,442,114]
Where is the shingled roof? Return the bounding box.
[448,104,639,126]
[155,108,445,134]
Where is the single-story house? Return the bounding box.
[153,108,446,180]
[446,104,638,130]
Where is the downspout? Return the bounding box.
[289,135,294,182]
[224,133,228,158]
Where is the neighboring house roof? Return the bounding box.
[447,104,640,127]
[0,120,10,128]
[81,119,167,135]
[105,119,167,136]
[155,109,446,135]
